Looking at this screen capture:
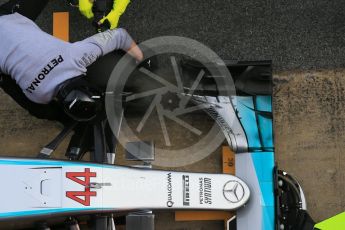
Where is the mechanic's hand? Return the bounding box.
[79,0,94,19]
[98,10,120,29]
[137,45,158,71]
[98,0,131,29]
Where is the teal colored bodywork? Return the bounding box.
[235,95,275,230]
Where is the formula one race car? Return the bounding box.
[0,51,333,230]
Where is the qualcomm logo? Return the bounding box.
[223,180,245,203]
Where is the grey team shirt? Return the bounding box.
[0,13,133,104]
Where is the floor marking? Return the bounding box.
[53,12,69,42]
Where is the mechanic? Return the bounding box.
[0,0,143,122]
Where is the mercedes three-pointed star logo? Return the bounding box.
[223,180,245,203]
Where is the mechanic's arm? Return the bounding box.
[79,0,94,19]
[126,41,143,62]
[94,28,143,61]
[74,28,143,67]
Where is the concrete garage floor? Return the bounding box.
[274,70,345,221]
[0,0,345,229]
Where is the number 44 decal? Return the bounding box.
[66,168,97,206]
